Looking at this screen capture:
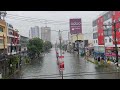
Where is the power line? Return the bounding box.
[6,16,92,26]
[7,14,92,24]
[6,14,92,25]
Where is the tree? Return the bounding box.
[44,41,52,51]
[27,38,44,58]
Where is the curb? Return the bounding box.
[87,58,120,69]
[87,58,109,67]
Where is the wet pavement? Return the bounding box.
[18,48,120,79]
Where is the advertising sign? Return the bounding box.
[70,18,82,34]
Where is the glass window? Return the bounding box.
[0,39,3,44]
[108,21,111,25]
[105,39,107,43]
[108,30,112,36]
[0,27,3,32]
[96,40,97,43]
[109,38,112,42]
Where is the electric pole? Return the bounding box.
[113,22,119,67]
[103,19,119,67]
[76,34,79,55]
[59,30,62,56]
[58,30,63,79]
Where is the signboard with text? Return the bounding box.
[70,18,82,34]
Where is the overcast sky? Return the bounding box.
[5,11,104,44]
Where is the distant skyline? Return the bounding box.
[5,11,104,44]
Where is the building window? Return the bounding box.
[108,21,111,25]
[0,39,3,44]
[96,40,97,43]
[109,38,112,42]
[0,27,3,32]
[94,40,95,44]
[105,39,107,43]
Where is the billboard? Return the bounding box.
[70,18,82,34]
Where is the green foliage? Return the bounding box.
[9,55,20,73]
[43,41,52,51]
[27,38,44,57]
[25,56,30,64]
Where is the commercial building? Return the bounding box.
[0,20,7,55]
[92,11,120,61]
[6,23,21,55]
[29,26,41,39]
[20,35,29,52]
[41,26,51,42]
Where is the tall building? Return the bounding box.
[29,26,41,39]
[41,26,51,42]
[0,20,7,54]
[20,35,29,52]
[6,23,21,55]
[92,11,120,60]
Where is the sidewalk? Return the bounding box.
[87,57,120,69]
[72,51,120,69]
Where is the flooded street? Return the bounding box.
[18,48,120,79]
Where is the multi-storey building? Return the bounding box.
[6,23,21,55]
[29,26,41,39]
[0,20,7,55]
[20,35,29,52]
[41,26,51,42]
[93,11,120,61]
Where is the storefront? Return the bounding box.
[93,46,105,60]
[105,47,120,62]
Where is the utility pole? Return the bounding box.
[3,34,6,77]
[76,34,79,55]
[58,30,63,79]
[103,19,119,67]
[113,22,119,67]
[59,30,62,56]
